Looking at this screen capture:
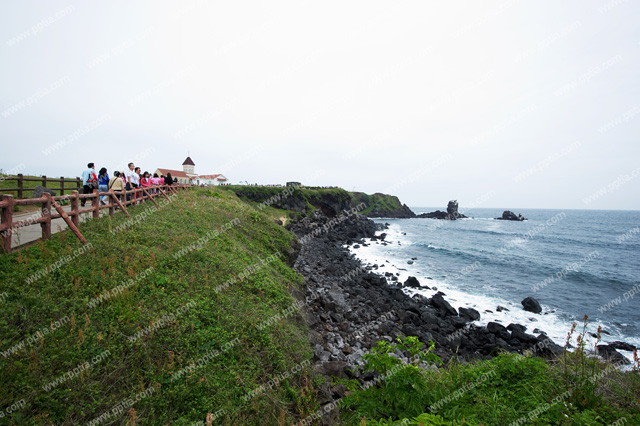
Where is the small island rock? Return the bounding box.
[496,211,526,221]
[521,297,542,314]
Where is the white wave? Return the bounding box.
[346,228,638,364]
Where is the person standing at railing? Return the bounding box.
[140,172,151,188]
[150,173,160,194]
[108,171,125,207]
[98,167,109,205]
[165,173,173,186]
[133,167,141,205]
[81,162,97,207]
[140,172,151,201]
[124,163,135,203]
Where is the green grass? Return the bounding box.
[0,174,80,198]
[0,187,316,425]
[0,174,80,213]
[218,185,402,217]
[341,336,640,426]
[349,192,406,216]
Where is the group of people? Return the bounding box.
[81,162,177,207]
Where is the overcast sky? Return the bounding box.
[1,0,639,210]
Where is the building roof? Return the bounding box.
[199,174,228,181]
[182,156,195,166]
[156,168,189,179]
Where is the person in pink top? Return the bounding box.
[149,173,161,194]
[139,171,151,201]
[140,171,151,188]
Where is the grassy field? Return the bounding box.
[0,174,81,198]
[0,187,316,425]
[0,174,81,214]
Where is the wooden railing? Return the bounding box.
[0,174,83,199]
[0,184,190,253]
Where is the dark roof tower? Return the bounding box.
[182,156,195,166]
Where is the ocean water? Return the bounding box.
[348,208,640,361]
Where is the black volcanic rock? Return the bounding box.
[447,200,459,215]
[597,345,630,365]
[430,292,458,316]
[32,185,56,198]
[403,276,422,288]
[487,322,510,340]
[459,307,481,321]
[608,341,636,351]
[496,211,526,221]
[510,327,538,344]
[521,297,542,314]
[417,200,468,220]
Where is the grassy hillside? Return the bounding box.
[0,188,316,425]
[218,186,411,218]
[349,192,409,217]
[218,185,353,216]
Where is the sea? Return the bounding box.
[348,208,640,362]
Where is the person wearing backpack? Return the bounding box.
[98,167,110,205]
[81,162,97,207]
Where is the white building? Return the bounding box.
[197,174,229,186]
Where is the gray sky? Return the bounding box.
[1,0,639,210]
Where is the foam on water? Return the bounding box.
[347,222,638,363]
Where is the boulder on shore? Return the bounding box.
[597,345,630,365]
[430,292,458,316]
[32,186,56,198]
[521,297,542,314]
[403,276,422,288]
[496,210,526,221]
[417,200,468,220]
[459,307,481,321]
[608,341,636,351]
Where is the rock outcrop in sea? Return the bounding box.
[417,200,468,220]
[496,210,527,221]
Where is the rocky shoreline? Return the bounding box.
[286,209,580,415]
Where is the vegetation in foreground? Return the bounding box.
[0,188,316,425]
[339,322,639,426]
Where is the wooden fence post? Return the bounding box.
[108,191,115,216]
[17,174,23,199]
[42,175,47,188]
[1,194,14,253]
[41,193,52,240]
[111,190,129,216]
[92,189,100,219]
[51,200,87,245]
[60,177,65,196]
[143,188,159,207]
[71,190,80,227]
